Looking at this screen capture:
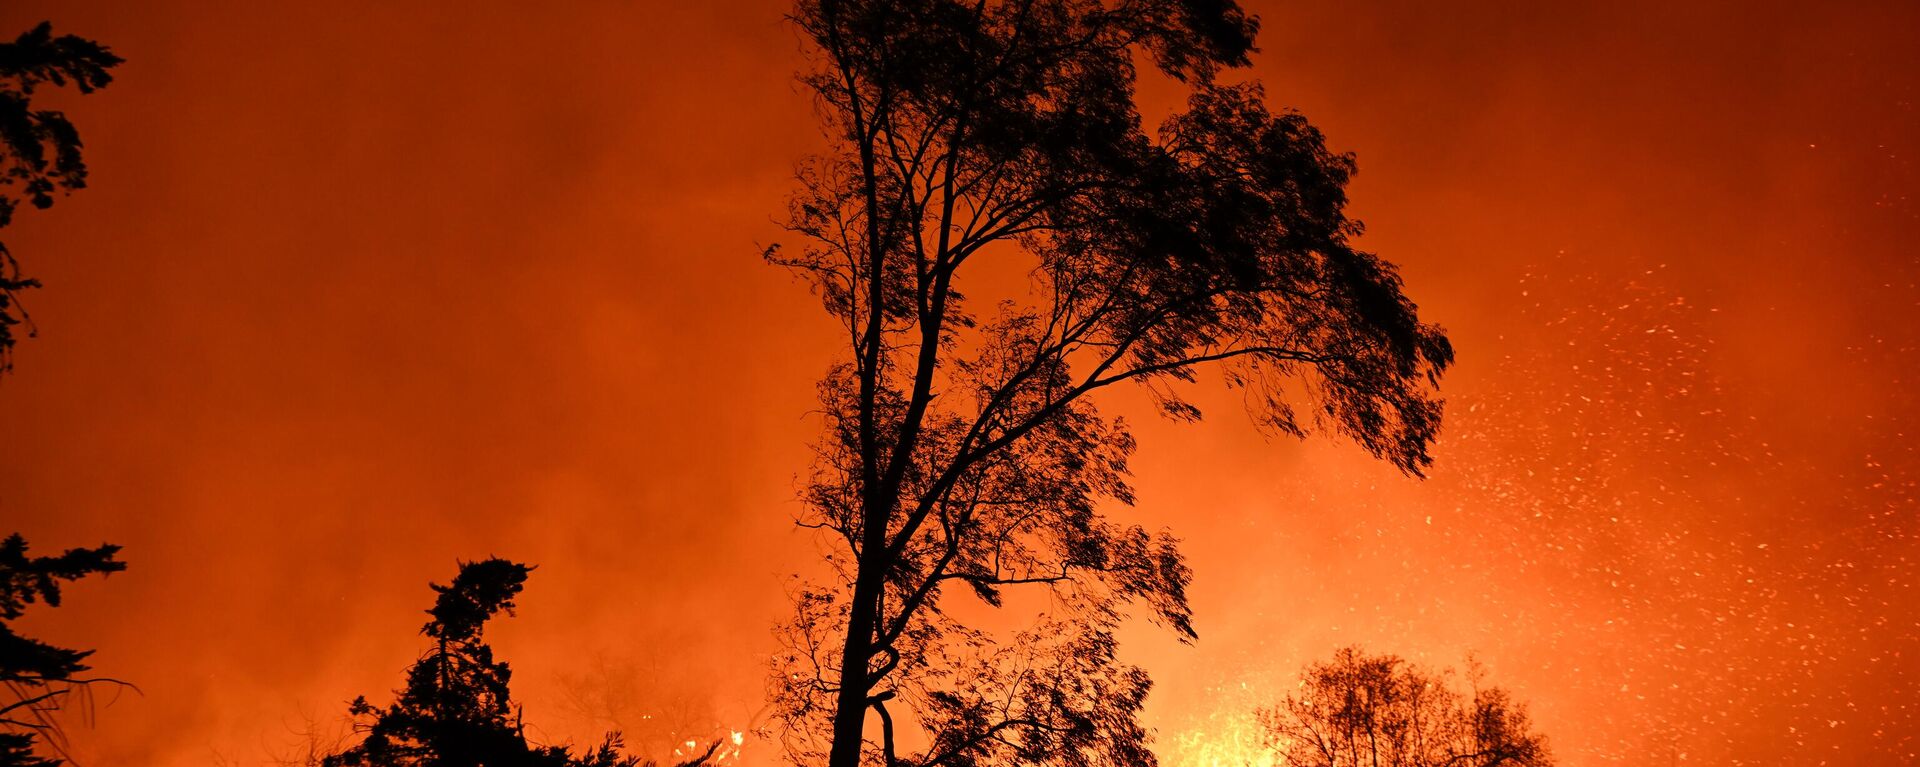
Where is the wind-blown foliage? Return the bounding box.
[0,534,127,767]
[325,559,711,767]
[0,21,122,374]
[1258,648,1552,767]
[768,2,1453,767]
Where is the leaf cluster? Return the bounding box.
[0,21,122,373]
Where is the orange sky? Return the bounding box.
[1,1,1916,765]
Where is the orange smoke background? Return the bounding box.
[1,1,1915,764]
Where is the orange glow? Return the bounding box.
[0,1,1915,765]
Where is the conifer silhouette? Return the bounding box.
[327,559,715,767]
[0,534,128,767]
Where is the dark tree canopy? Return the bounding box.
[1259,648,1552,767]
[325,559,714,767]
[0,534,127,767]
[0,21,122,374]
[769,2,1451,767]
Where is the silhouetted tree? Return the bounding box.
[0,21,122,374]
[0,24,126,763]
[0,534,127,767]
[768,2,1452,767]
[1258,648,1551,767]
[326,559,716,767]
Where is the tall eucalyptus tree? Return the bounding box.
[769,3,1453,766]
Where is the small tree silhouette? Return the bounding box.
[0,22,123,374]
[1258,647,1552,767]
[0,534,128,767]
[326,559,716,767]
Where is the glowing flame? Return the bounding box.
[670,728,748,764]
[1163,708,1281,767]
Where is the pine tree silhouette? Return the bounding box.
[327,559,715,767]
[0,534,128,767]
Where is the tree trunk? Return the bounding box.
[827,564,883,767]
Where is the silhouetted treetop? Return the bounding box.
[1260,647,1553,767]
[326,559,713,767]
[424,558,530,644]
[0,21,123,374]
[780,0,1451,476]
[0,23,117,96]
